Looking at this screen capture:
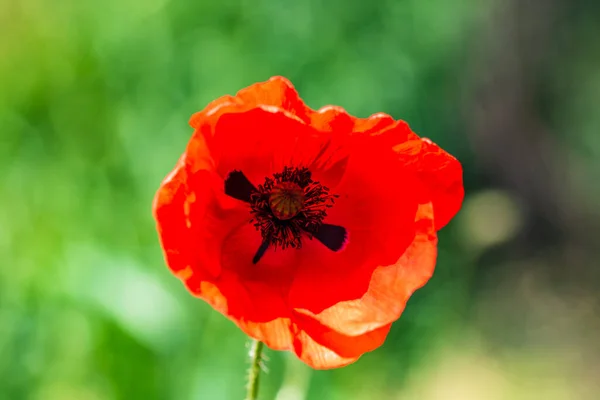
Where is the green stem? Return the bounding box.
[245,339,264,400]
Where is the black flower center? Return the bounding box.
[224,166,348,264]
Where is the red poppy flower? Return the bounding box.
[153,76,463,369]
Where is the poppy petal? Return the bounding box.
[189,77,310,134]
[153,160,199,277]
[292,310,392,359]
[309,106,396,136]
[236,76,311,122]
[188,95,241,130]
[219,223,299,319]
[292,329,359,369]
[154,142,247,280]
[409,138,463,230]
[290,318,392,369]
[208,107,324,185]
[288,135,421,314]
[237,318,294,351]
[376,120,464,230]
[294,203,437,336]
[305,109,398,188]
[184,275,293,351]
[185,268,295,350]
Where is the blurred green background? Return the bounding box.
[2,0,600,399]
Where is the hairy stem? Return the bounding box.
[246,339,264,400]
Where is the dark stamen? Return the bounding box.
[252,239,270,264]
[223,166,348,264]
[224,170,256,203]
[314,223,348,252]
